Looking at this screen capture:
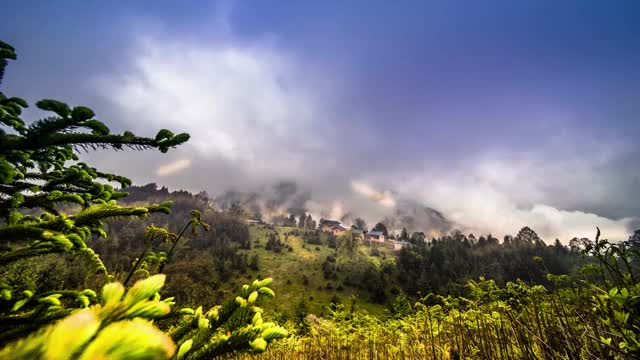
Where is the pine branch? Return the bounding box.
[1,132,189,153]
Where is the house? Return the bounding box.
[245,219,263,226]
[319,219,349,236]
[368,230,385,243]
[394,240,409,251]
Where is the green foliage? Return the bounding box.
[388,294,412,319]
[582,231,640,356]
[226,231,638,360]
[169,278,287,359]
[0,41,190,339]
[0,275,175,360]
[291,294,310,335]
[0,41,286,358]
[0,275,286,360]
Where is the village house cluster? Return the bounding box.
[318,219,409,251]
[245,217,410,250]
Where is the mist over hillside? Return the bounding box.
[214,180,453,236]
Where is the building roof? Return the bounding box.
[319,219,342,225]
[369,231,385,237]
[325,224,348,231]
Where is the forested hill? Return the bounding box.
[86,183,594,313]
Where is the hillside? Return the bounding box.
[238,225,393,316]
[89,184,592,318]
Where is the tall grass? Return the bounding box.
[226,237,640,359]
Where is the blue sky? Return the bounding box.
[2,0,640,241]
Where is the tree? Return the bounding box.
[514,226,542,246]
[286,214,297,227]
[225,203,247,219]
[372,222,388,237]
[292,293,310,334]
[554,238,567,254]
[0,41,286,358]
[569,237,582,253]
[503,235,513,246]
[628,229,640,247]
[353,217,368,232]
[399,228,409,241]
[298,213,307,228]
[337,232,357,258]
[627,229,640,266]
[249,254,260,271]
[305,214,316,230]
[410,232,425,245]
[477,236,487,247]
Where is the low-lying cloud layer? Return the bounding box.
[394,137,638,241]
[92,30,638,243]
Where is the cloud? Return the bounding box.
[350,180,396,208]
[156,159,191,176]
[98,32,361,189]
[95,29,409,228]
[396,134,638,242]
[91,15,638,243]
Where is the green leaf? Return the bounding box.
[46,310,100,359]
[71,106,95,122]
[78,319,175,360]
[82,119,109,135]
[36,99,71,118]
[176,339,193,360]
[102,282,125,306]
[123,275,166,307]
[249,338,267,352]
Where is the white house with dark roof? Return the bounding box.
[368,230,385,243]
[319,219,349,236]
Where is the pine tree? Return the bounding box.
[298,213,307,228]
[399,228,409,241]
[305,214,315,230]
[287,214,296,227]
[0,41,286,358]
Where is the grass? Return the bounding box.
[225,225,391,317]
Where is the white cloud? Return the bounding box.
[397,136,637,242]
[92,20,638,243]
[350,180,396,208]
[99,34,351,185]
[156,158,191,176]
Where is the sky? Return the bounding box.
[2,0,640,242]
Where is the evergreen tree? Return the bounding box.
[286,214,297,227]
[627,229,640,266]
[0,41,286,358]
[353,217,367,232]
[305,214,316,230]
[410,231,425,244]
[298,213,307,228]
